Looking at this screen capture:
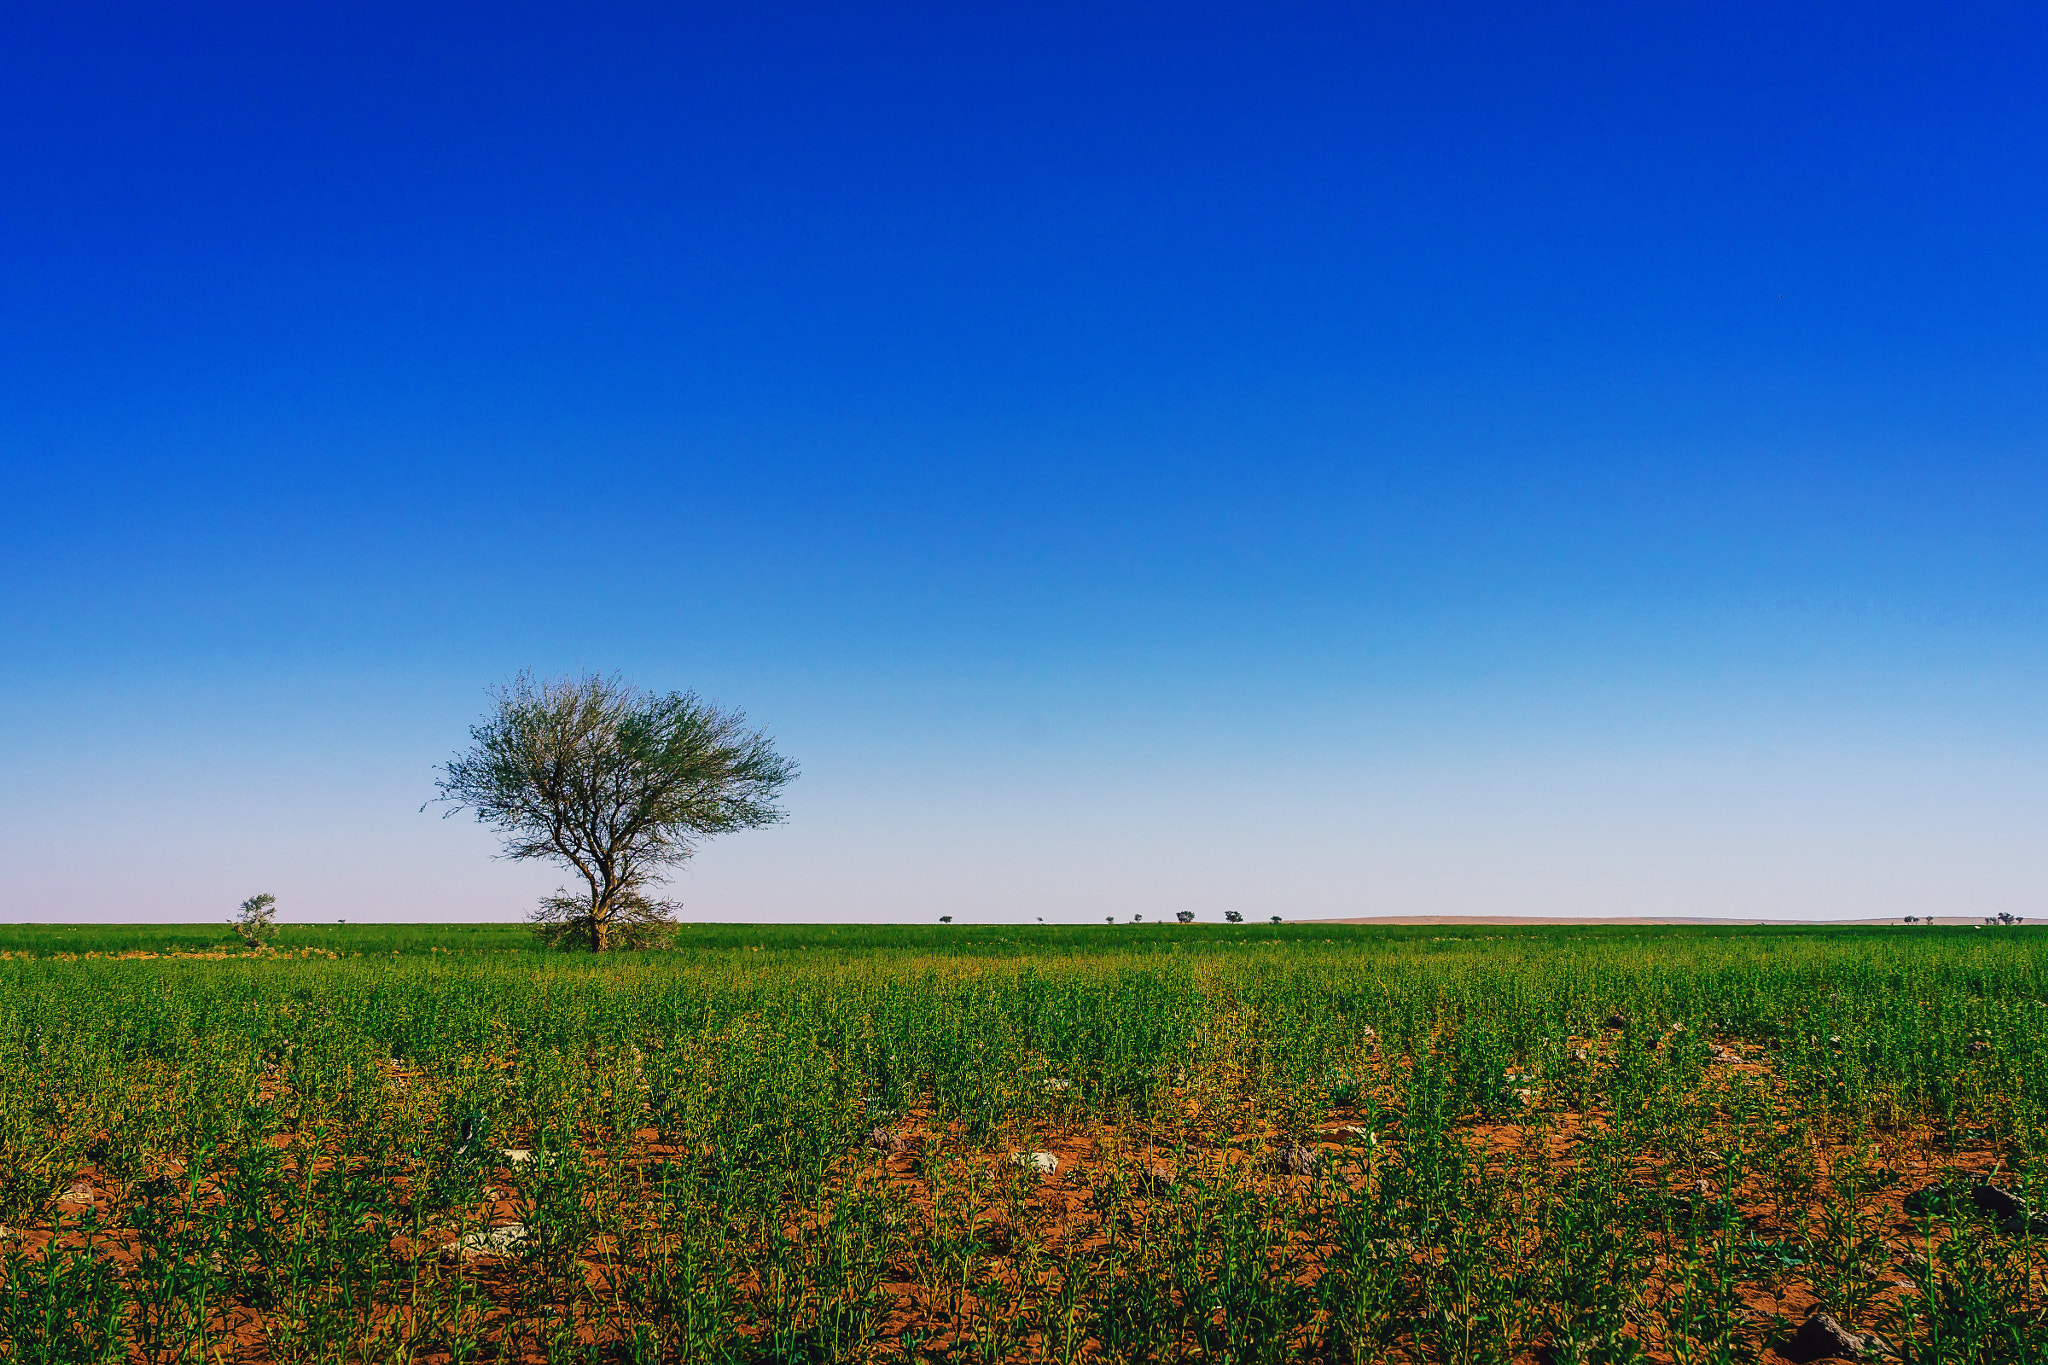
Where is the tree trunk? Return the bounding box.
[591,904,609,953]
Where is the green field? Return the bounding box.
[0,923,2042,1362]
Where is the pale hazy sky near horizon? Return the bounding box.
[4,2,2045,924]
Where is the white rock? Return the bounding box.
[1011,1151,1059,1176]
[1041,1078,1072,1093]
[446,1222,529,1260]
[501,1148,533,1164]
[57,1182,94,1204]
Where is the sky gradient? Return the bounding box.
[4,2,2045,923]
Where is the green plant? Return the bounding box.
[231,892,279,947]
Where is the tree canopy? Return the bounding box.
[433,672,797,950]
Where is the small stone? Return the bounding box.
[1602,1014,1629,1031]
[451,1115,484,1159]
[1972,1182,2024,1222]
[134,1174,179,1201]
[446,1222,529,1261]
[1041,1078,1072,1093]
[500,1148,533,1165]
[1967,1040,1990,1054]
[57,1182,94,1205]
[1272,1144,1318,1175]
[1784,1311,1873,1362]
[868,1127,914,1154]
[1709,1045,1743,1065]
[1904,1182,1964,1215]
[1138,1163,1176,1193]
[1011,1151,1059,1176]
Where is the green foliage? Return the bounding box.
[433,671,796,951]
[230,892,278,947]
[0,924,2041,1359]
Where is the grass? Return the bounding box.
[1,919,1995,959]
[0,922,2042,1362]
[0,922,537,957]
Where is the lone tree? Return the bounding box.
[232,893,279,947]
[432,672,797,952]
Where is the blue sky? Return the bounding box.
[3,2,2044,922]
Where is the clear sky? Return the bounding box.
[3,2,2044,923]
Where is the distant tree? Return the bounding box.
[1175,910,1195,924]
[1903,916,1917,924]
[232,893,279,947]
[433,672,796,952]
[1224,910,1244,924]
[1269,915,1282,925]
[1132,914,1143,923]
[940,916,952,923]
